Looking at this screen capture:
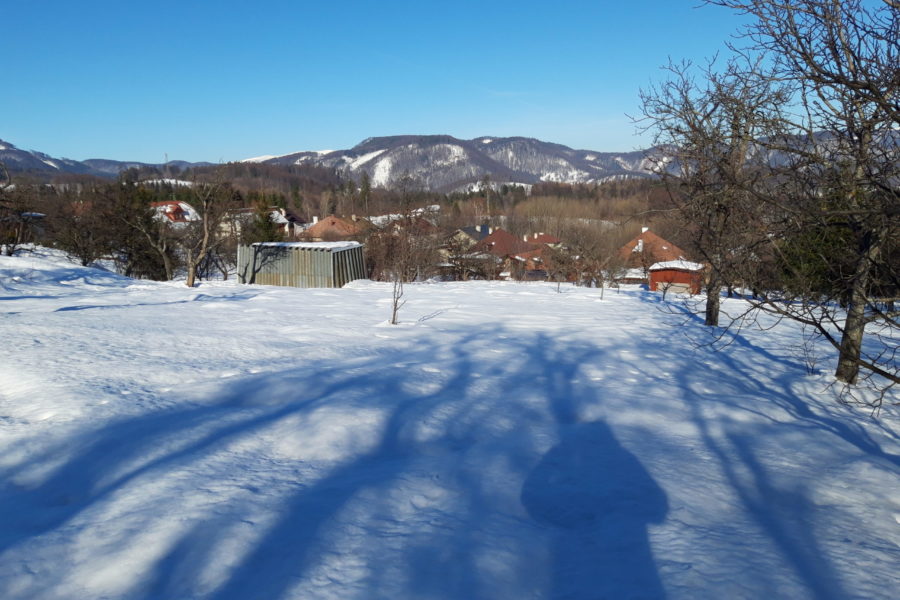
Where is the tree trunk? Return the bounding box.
[162,253,174,282]
[835,292,866,384]
[705,274,721,327]
[834,247,876,383]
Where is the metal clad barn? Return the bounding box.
[237,242,366,288]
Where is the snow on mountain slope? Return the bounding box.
[0,250,898,600]
[258,135,660,191]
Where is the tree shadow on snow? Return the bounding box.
[0,326,672,600]
[674,323,898,599]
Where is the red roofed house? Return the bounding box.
[472,228,538,258]
[619,227,687,267]
[303,215,370,241]
[617,227,689,284]
[151,201,198,224]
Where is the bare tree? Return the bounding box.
[384,174,425,324]
[701,0,900,392]
[639,57,789,326]
[0,163,41,257]
[44,185,111,266]
[559,222,630,297]
[179,179,237,287]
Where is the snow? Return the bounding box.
[649,260,704,272]
[539,168,592,183]
[620,267,648,280]
[367,205,439,227]
[242,151,310,163]
[253,241,361,250]
[269,210,289,225]
[0,249,898,600]
[346,149,386,170]
[431,144,467,166]
[142,178,194,187]
[371,155,394,187]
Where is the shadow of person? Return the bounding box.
[521,420,669,599]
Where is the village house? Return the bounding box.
[617,227,688,285]
[619,227,687,267]
[223,206,308,239]
[471,228,538,258]
[150,201,198,225]
[648,260,705,295]
[449,224,493,249]
[302,214,371,241]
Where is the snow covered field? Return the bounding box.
[1,249,898,600]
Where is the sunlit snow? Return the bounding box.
[0,249,897,600]
[346,149,387,170]
[371,155,394,187]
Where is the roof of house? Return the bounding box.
[150,201,198,223]
[304,215,368,239]
[472,228,538,257]
[619,229,687,264]
[457,225,493,242]
[526,232,562,245]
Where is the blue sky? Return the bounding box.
[2,1,747,163]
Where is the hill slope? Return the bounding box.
[0,250,897,599]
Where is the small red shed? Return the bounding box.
[648,260,705,295]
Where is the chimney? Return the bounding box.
[641,226,649,233]
[523,235,528,242]
[313,216,319,224]
[489,227,494,234]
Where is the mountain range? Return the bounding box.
[0,135,663,191]
[0,139,212,181]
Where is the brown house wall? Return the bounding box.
[649,269,702,295]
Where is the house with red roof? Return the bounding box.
[616,227,690,284]
[471,228,538,258]
[303,215,371,241]
[150,201,198,225]
[619,228,687,268]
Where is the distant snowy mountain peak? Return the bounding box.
[255,135,660,192]
[0,135,666,190]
